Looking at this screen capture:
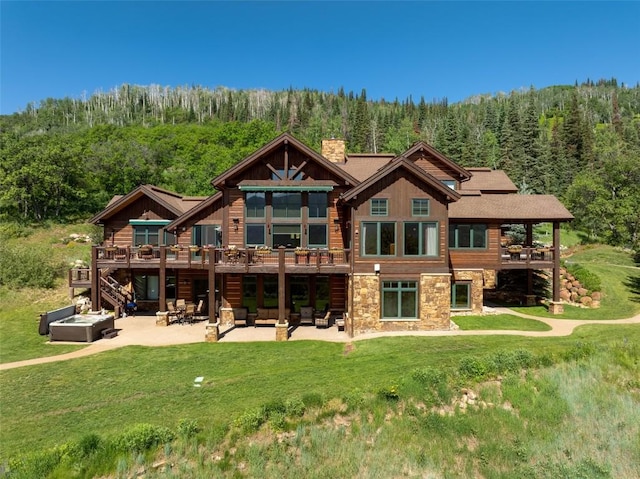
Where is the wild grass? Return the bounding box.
[453,314,551,331]
[6,335,638,478]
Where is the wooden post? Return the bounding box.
[209,247,216,321]
[159,246,166,312]
[91,246,99,310]
[278,246,286,324]
[552,221,561,302]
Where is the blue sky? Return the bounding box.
[1,1,639,115]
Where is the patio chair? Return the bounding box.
[299,306,315,325]
[176,299,186,310]
[315,309,332,328]
[166,301,180,323]
[182,303,196,325]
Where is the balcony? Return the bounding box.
[500,246,556,269]
[94,246,350,273]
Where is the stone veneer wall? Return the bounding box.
[483,269,496,289]
[452,270,484,313]
[350,273,451,335]
[219,307,235,327]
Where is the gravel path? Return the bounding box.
[2,309,639,371]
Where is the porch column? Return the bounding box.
[91,246,99,310]
[552,221,561,302]
[208,247,216,321]
[159,246,166,312]
[276,246,288,341]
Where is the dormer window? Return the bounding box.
[442,180,456,190]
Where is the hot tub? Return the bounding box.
[49,314,115,342]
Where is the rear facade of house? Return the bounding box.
[79,133,573,338]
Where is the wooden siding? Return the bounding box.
[350,169,450,274]
[224,275,243,308]
[449,223,502,269]
[407,151,461,183]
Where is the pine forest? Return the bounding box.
[1,78,638,249]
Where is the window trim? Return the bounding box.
[370,198,388,216]
[404,221,439,257]
[449,223,488,249]
[361,221,397,256]
[451,282,471,310]
[381,280,419,321]
[411,198,430,217]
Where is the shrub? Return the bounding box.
[284,397,305,417]
[302,392,326,409]
[112,424,174,453]
[563,341,597,362]
[0,243,63,288]
[565,262,602,293]
[459,356,488,380]
[377,384,399,401]
[177,418,200,438]
[234,406,268,433]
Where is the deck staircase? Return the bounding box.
[99,276,127,318]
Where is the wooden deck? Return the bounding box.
[499,246,556,269]
[94,246,351,274]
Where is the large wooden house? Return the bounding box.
[81,133,573,339]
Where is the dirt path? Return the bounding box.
[2,309,640,371]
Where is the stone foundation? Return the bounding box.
[155,311,169,326]
[205,322,220,342]
[275,322,289,341]
[548,301,564,315]
[483,269,496,289]
[219,307,235,327]
[350,273,451,335]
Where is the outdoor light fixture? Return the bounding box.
[333,218,340,232]
[232,218,239,231]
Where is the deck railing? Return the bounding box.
[500,246,555,265]
[94,246,350,269]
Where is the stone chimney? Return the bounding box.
[321,138,346,163]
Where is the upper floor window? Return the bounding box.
[449,224,487,249]
[362,222,396,256]
[442,180,456,190]
[192,225,222,247]
[412,199,430,216]
[404,222,438,256]
[134,225,160,246]
[246,192,265,218]
[308,192,328,218]
[273,192,302,218]
[371,198,388,216]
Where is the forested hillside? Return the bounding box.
[1,79,638,248]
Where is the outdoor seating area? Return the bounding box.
[166,299,207,325]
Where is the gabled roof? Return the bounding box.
[89,185,201,224]
[166,191,223,231]
[340,157,462,203]
[338,154,395,182]
[211,132,359,189]
[460,168,518,193]
[402,141,472,181]
[450,194,574,222]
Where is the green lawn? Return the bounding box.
[1,325,639,459]
[453,314,551,331]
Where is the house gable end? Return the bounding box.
[402,142,472,184]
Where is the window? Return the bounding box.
[273,224,301,247]
[412,199,430,216]
[246,192,265,218]
[134,225,160,246]
[246,224,265,246]
[308,192,328,218]
[263,276,278,308]
[382,281,417,319]
[449,224,487,248]
[315,276,330,311]
[442,180,456,190]
[308,224,327,247]
[451,283,471,309]
[362,222,396,256]
[371,198,388,216]
[243,276,257,312]
[273,192,301,218]
[134,274,159,300]
[192,225,222,247]
[164,230,176,246]
[404,222,438,256]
